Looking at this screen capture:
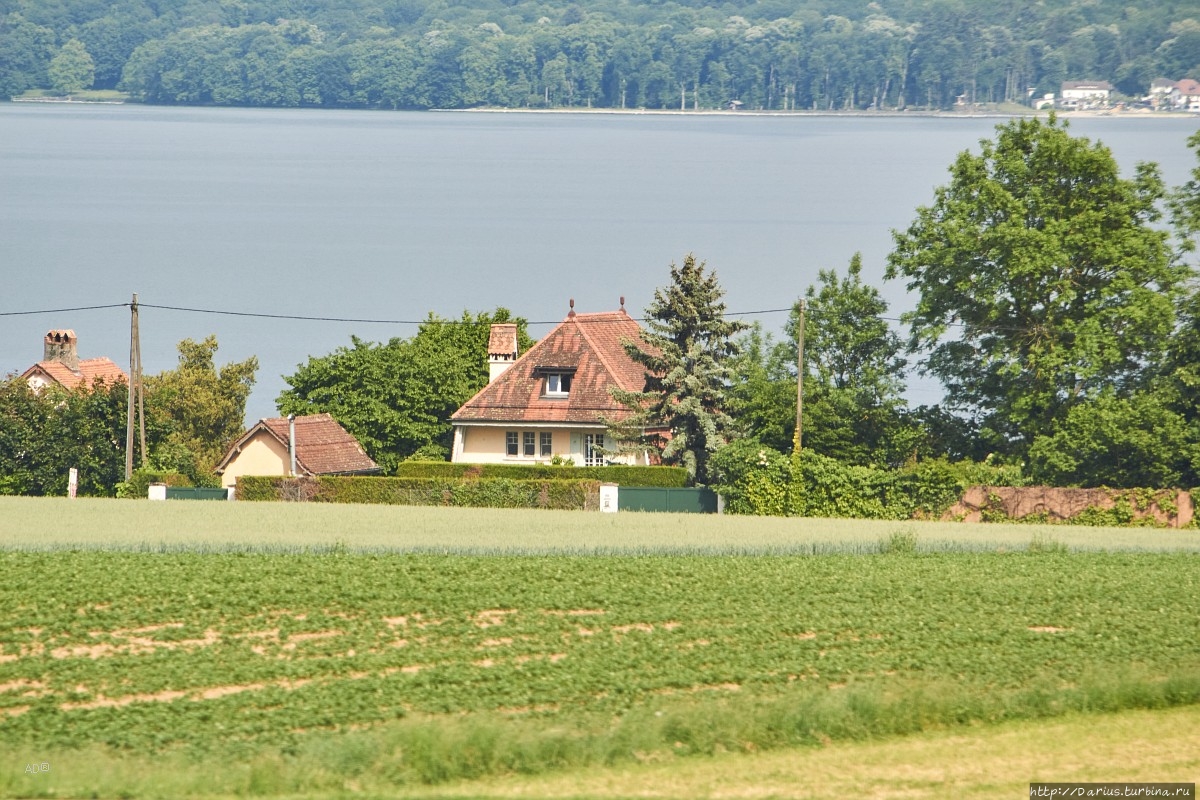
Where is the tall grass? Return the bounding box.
[2,496,1198,554]
[5,667,1198,798]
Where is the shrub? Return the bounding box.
[115,469,192,499]
[234,475,600,510]
[393,461,687,487]
[708,440,793,515]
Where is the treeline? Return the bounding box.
[2,0,1199,109]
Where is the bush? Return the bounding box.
[393,461,688,487]
[235,475,600,510]
[115,468,192,499]
[708,440,793,515]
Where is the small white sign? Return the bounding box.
[599,482,618,513]
[68,468,78,499]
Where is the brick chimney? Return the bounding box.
[487,323,519,383]
[43,329,80,372]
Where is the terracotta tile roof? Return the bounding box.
[452,310,649,425]
[217,413,380,476]
[1177,79,1200,96]
[21,357,127,390]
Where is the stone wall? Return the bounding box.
[944,486,1194,528]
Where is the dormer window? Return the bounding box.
[545,372,572,396]
[536,365,576,397]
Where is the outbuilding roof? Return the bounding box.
[215,413,380,477]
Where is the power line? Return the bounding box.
[0,303,128,317]
[0,299,1033,335]
[136,302,799,326]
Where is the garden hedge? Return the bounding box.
[236,475,601,510]
[393,461,688,487]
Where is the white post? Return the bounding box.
[288,414,297,477]
[68,468,78,499]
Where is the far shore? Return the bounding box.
[451,105,1196,121]
[7,94,1196,120]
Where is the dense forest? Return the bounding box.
[2,0,1199,110]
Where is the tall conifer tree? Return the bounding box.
[610,254,746,484]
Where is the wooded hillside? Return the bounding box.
[2,0,1198,109]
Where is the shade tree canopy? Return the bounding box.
[886,114,1184,458]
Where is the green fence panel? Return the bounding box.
[164,487,230,501]
[618,487,718,513]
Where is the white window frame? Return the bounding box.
[584,433,605,467]
[545,373,572,397]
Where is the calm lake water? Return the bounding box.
[2,104,1197,422]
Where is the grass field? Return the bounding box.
[3,496,1200,553]
[0,497,1197,798]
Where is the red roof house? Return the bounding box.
[20,329,126,391]
[214,413,380,489]
[450,301,653,466]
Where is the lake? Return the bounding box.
[1,104,1197,422]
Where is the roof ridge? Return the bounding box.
[571,314,628,392]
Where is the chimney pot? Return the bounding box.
[43,329,80,372]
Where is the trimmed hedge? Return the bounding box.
[236,475,601,510]
[393,461,688,487]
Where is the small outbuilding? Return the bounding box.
[215,413,380,489]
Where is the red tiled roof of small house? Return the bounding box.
[216,413,380,477]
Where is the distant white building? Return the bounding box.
[1059,81,1114,109]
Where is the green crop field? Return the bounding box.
[0,497,1198,798]
[4,496,1200,554]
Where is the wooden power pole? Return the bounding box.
[794,299,805,455]
[125,293,146,480]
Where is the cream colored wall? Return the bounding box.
[26,373,52,392]
[453,425,647,466]
[219,431,290,489]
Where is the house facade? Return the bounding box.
[450,302,653,466]
[1175,78,1200,111]
[1059,81,1114,109]
[215,413,380,489]
[20,330,126,391]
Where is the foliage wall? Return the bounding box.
[236,474,601,509]
[393,461,688,487]
[3,0,1198,108]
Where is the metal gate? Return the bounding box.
[617,487,718,514]
[163,487,232,501]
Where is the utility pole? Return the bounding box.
[794,299,805,455]
[125,293,146,481]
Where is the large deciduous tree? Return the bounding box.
[886,114,1183,456]
[48,38,94,95]
[277,309,532,472]
[610,254,746,485]
[790,253,917,465]
[144,335,257,483]
[727,253,918,465]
